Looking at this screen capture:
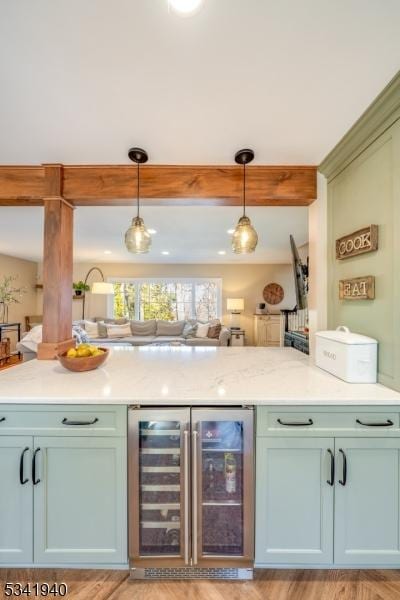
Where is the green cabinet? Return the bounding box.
[0,437,33,564]
[334,438,400,565]
[256,437,334,565]
[34,437,126,565]
[0,405,127,567]
[256,407,400,568]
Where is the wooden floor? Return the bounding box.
[1,569,400,600]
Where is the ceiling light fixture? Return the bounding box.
[227,229,235,235]
[218,251,226,255]
[161,251,170,256]
[168,0,204,16]
[147,229,157,235]
[231,149,258,254]
[125,147,151,254]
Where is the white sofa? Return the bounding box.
[17,319,231,360]
[77,317,231,347]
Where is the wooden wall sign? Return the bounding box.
[339,276,375,300]
[336,225,378,260]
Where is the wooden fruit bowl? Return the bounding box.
[57,347,109,372]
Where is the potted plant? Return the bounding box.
[0,275,27,323]
[73,281,90,297]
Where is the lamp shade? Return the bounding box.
[91,282,115,295]
[227,298,244,312]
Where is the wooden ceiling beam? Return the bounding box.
[0,164,317,206]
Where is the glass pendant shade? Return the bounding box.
[231,148,258,254]
[232,215,258,254]
[125,216,152,254]
[125,147,151,254]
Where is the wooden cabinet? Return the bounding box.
[253,315,282,347]
[334,438,400,565]
[0,405,127,567]
[0,437,33,564]
[256,437,333,565]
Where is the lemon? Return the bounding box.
[76,347,92,358]
[66,348,77,358]
[92,349,104,357]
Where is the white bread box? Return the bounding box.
[315,326,377,383]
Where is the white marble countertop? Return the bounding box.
[0,346,400,405]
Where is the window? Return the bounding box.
[108,278,222,322]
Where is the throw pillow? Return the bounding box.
[105,323,132,339]
[156,320,186,336]
[207,323,222,339]
[83,320,99,339]
[195,323,210,338]
[97,321,108,338]
[183,320,197,338]
[130,319,157,336]
[94,317,128,324]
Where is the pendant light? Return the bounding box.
[125,147,152,254]
[231,149,258,254]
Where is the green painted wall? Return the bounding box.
[327,121,400,389]
[323,93,400,390]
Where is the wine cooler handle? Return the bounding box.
[192,429,199,566]
[183,429,190,565]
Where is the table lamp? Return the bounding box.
[227,298,244,330]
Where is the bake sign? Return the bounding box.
[336,225,378,260]
[339,276,375,300]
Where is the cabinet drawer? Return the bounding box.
[0,405,127,437]
[257,407,400,437]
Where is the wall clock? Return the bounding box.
[263,283,284,305]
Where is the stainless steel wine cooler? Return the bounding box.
[128,406,254,580]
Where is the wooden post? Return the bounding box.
[37,165,75,359]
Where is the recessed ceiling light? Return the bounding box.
[218,251,226,255]
[168,0,204,16]
[161,251,170,256]
[104,250,112,255]
[148,229,157,235]
[227,229,235,235]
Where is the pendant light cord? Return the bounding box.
[137,162,140,218]
[243,162,246,217]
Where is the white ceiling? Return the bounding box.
[0,0,399,165]
[0,206,308,264]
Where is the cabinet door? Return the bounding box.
[0,437,33,564]
[266,320,280,346]
[335,438,400,565]
[128,408,191,567]
[191,408,254,568]
[33,436,126,565]
[256,437,334,565]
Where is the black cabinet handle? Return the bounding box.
[277,418,313,427]
[20,447,29,485]
[0,417,5,423]
[327,449,335,486]
[32,448,41,485]
[356,418,394,427]
[62,417,99,426]
[339,448,347,486]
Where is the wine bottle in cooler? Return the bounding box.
[224,452,236,494]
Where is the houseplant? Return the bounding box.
[73,281,90,297]
[0,275,27,323]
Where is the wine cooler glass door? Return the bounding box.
[191,408,254,567]
[128,408,191,566]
